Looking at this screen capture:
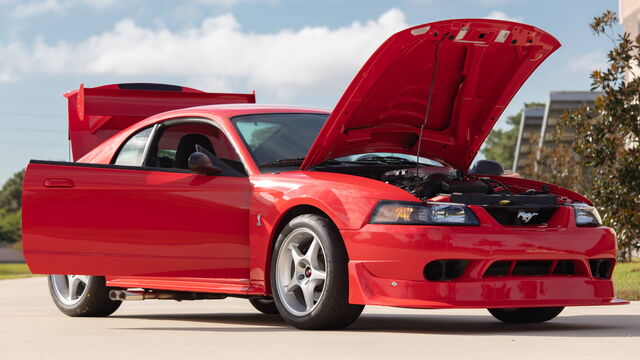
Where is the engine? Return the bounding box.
[382,167,558,207]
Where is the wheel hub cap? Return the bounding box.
[275,228,327,316]
[50,274,90,306]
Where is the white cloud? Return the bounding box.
[484,10,523,23]
[9,0,119,18]
[477,0,514,5]
[566,50,607,74]
[0,8,408,101]
[196,0,278,7]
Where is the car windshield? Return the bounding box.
[232,113,443,170]
[231,113,328,167]
[334,153,442,166]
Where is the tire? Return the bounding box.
[488,307,564,323]
[48,275,122,317]
[270,214,364,330]
[249,297,280,315]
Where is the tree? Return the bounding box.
[521,136,591,195]
[555,10,640,261]
[0,208,21,244]
[483,102,544,169]
[0,169,25,213]
[0,169,24,244]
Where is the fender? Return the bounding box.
[247,171,417,293]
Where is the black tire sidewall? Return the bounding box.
[248,298,280,315]
[48,275,121,317]
[488,306,564,323]
[270,214,362,330]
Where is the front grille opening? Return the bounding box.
[553,260,575,275]
[483,259,587,278]
[589,259,613,279]
[484,206,558,226]
[423,260,469,281]
[484,260,511,277]
[511,260,553,276]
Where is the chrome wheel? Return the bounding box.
[275,228,327,316]
[50,275,90,306]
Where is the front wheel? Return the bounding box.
[48,275,122,317]
[270,214,364,330]
[488,307,564,323]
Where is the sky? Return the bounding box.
[0,0,621,182]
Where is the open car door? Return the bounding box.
[22,160,250,278]
[23,84,254,279]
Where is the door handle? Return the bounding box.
[44,178,75,188]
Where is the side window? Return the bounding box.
[148,122,246,176]
[114,127,153,166]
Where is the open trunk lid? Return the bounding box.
[301,19,560,170]
[65,83,256,161]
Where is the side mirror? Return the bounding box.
[469,160,504,176]
[188,152,224,175]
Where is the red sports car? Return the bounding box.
[22,19,627,330]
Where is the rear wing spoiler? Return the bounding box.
[65,83,256,161]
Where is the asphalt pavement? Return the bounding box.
[1,277,638,359]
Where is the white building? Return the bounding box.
[620,0,640,81]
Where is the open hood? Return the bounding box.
[301,19,560,170]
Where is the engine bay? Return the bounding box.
[382,167,558,206]
[313,160,572,226]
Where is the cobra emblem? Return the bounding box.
[517,211,538,223]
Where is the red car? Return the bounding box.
[22,19,627,330]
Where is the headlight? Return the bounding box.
[573,203,602,226]
[370,201,479,225]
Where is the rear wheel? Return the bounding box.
[48,275,121,317]
[488,307,564,323]
[249,297,279,314]
[270,214,364,330]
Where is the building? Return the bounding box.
[620,0,640,82]
[538,91,599,150]
[512,91,598,173]
[512,105,545,172]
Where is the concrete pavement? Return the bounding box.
[0,277,638,359]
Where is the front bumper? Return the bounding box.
[343,206,629,308]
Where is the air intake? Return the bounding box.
[423,260,469,281]
[589,259,613,279]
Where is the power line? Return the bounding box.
[0,111,62,119]
[0,141,66,147]
[0,127,65,133]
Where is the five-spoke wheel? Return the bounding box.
[275,228,327,316]
[48,275,121,317]
[50,275,90,305]
[270,214,364,329]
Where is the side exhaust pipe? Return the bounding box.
[109,289,227,301]
[109,290,145,301]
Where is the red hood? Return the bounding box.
[301,19,560,170]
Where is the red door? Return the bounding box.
[22,160,250,279]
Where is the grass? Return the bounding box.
[0,263,37,280]
[614,258,640,301]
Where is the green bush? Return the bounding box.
[0,208,21,244]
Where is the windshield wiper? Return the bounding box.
[355,156,416,164]
[258,158,305,167]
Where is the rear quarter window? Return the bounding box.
[114,127,153,166]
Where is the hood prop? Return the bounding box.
[415,32,449,189]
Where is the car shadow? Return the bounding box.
[113,312,640,336]
[349,314,640,337]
